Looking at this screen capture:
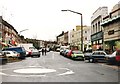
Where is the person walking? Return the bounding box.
[44,48,47,55]
[42,48,44,55]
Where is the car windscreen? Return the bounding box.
[72,51,83,54]
[12,51,18,54]
[29,47,36,50]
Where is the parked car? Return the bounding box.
[68,50,84,60]
[89,51,107,63]
[60,46,69,55]
[17,43,40,57]
[60,49,66,56]
[0,51,7,65]
[67,50,72,58]
[29,47,40,57]
[2,51,20,58]
[38,48,42,52]
[116,49,120,64]
[63,49,70,57]
[56,48,60,52]
[106,50,120,65]
[84,49,92,60]
[60,49,64,55]
[2,47,26,59]
[46,48,50,52]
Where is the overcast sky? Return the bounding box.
[0,0,119,41]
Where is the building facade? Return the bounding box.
[101,2,120,53]
[63,31,69,46]
[0,16,20,49]
[91,7,108,51]
[56,31,64,46]
[70,25,91,51]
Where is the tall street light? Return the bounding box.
[19,29,29,35]
[61,9,83,52]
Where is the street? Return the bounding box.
[0,51,119,82]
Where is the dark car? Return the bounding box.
[106,50,120,65]
[2,47,26,60]
[0,51,7,65]
[89,51,107,63]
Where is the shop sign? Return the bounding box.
[108,30,114,35]
[91,32,103,41]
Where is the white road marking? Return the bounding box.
[59,68,70,70]
[1,65,74,77]
[58,68,74,76]
[13,68,56,74]
[28,66,44,68]
[58,70,74,76]
[0,72,7,75]
[0,71,46,77]
[67,63,71,65]
[9,74,46,77]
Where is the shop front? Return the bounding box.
[91,31,103,51]
[104,40,120,54]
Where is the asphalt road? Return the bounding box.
[0,51,119,82]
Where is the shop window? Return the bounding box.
[99,40,102,44]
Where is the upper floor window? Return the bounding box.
[85,37,87,40]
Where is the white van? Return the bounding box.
[17,43,40,57]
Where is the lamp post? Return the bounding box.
[61,10,83,52]
[19,29,29,35]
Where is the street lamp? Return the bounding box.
[19,29,29,35]
[61,9,83,52]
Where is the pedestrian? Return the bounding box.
[42,48,44,55]
[44,48,47,55]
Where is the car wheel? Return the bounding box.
[82,58,85,61]
[89,58,94,63]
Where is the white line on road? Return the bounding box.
[58,68,74,76]
[13,68,57,74]
[0,72,7,75]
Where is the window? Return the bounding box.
[93,52,97,55]
[98,21,100,31]
[100,52,105,55]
